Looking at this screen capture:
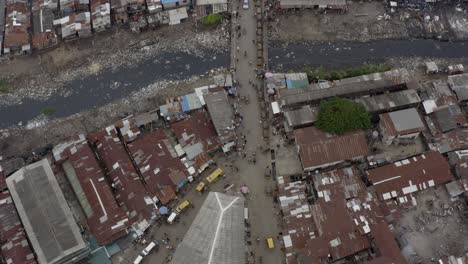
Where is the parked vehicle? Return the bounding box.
[266,237,275,249]
[133,255,143,264]
[196,181,206,193]
[167,200,192,224]
[141,241,159,256]
[205,168,224,184]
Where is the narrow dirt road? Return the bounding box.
[231,0,283,262]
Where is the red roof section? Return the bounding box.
[280,168,406,264]
[4,2,31,49]
[294,127,368,170]
[89,126,158,231]
[127,130,187,204]
[428,128,468,153]
[170,111,221,171]
[366,151,454,205]
[367,222,407,264]
[0,191,37,264]
[60,136,130,245]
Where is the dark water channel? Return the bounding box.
[1,39,468,128]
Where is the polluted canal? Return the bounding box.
[2,39,468,128]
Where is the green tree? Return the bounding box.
[199,14,223,26]
[316,97,370,135]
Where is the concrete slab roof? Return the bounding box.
[204,89,236,143]
[171,192,245,264]
[6,159,89,264]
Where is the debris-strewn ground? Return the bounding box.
[396,186,468,263]
[269,1,468,42]
[0,76,214,159]
[0,21,230,103]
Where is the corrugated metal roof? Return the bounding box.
[5,159,89,264]
[280,69,409,109]
[379,108,425,137]
[280,168,406,264]
[284,105,318,129]
[58,137,131,245]
[204,89,236,143]
[355,89,420,114]
[294,127,368,171]
[366,151,454,205]
[170,111,221,172]
[0,191,37,264]
[448,73,468,101]
[428,128,468,153]
[127,129,187,204]
[89,127,158,234]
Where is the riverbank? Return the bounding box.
[0,22,230,106]
[269,2,468,42]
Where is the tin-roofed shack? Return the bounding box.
[127,129,188,204]
[277,176,318,262]
[0,191,37,264]
[90,0,111,32]
[355,89,421,115]
[379,108,425,146]
[427,128,468,153]
[89,126,158,236]
[366,151,454,206]
[448,149,468,179]
[115,116,141,142]
[53,12,92,40]
[294,126,368,171]
[283,105,318,130]
[448,73,468,102]
[281,167,406,264]
[280,68,410,110]
[204,88,236,144]
[54,135,131,245]
[170,111,221,174]
[3,0,31,55]
[430,104,467,134]
[5,159,90,264]
[31,0,58,50]
[110,0,129,23]
[159,92,203,122]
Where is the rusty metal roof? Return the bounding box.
[58,136,130,245]
[127,129,188,204]
[170,111,221,172]
[379,108,425,137]
[0,191,36,264]
[89,126,158,234]
[427,128,468,153]
[294,127,368,171]
[368,222,407,264]
[280,168,406,264]
[115,117,141,142]
[366,151,454,205]
[3,2,31,49]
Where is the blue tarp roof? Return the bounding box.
[162,0,179,4]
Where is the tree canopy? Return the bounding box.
[315,97,370,135]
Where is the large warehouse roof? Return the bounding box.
[6,159,89,264]
[171,192,245,264]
